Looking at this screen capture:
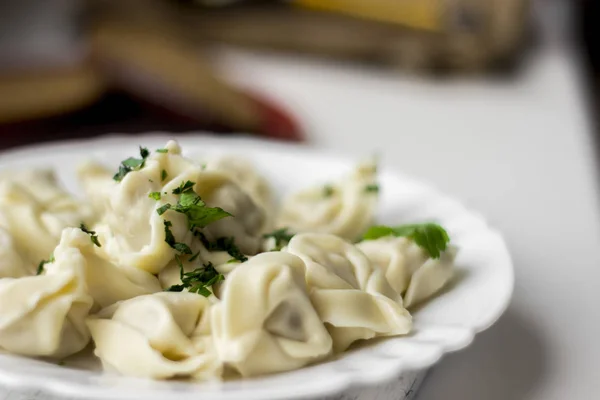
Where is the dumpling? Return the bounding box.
[357,237,457,308]
[276,160,378,241]
[0,169,93,266]
[86,142,198,274]
[211,252,332,376]
[192,170,267,255]
[87,292,221,380]
[57,228,162,309]
[0,227,30,278]
[76,161,115,217]
[285,233,412,352]
[0,229,94,358]
[205,155,274,231]
[157,241,235,292]
[80,141,264,273]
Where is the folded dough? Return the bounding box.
[285,233,411,352]
[81,141,196,274]
[211,252,332,376]
[192,170,266,255]
[58,228,162,309]
[206,155,274,232]
[0,229,94,358]
[276,160,378,241]
[79,141,264,273]
[0,227,29,278]
[87,292,221,380]
[357,237,457,308]
[0,169,93,266]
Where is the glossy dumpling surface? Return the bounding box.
[211,252,332,376]
[87,292,221,380]
[0,228,94,358]
[0,169,93,266]
[357,236,457,308]
[0,228,29,278]
[276,161,378,241]
[285,233,411,352]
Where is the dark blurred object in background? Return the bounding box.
[0,0,536,149]
[181,0,530,75]
[578,0,600,93]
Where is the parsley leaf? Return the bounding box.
[113,146,151,182]
[161,169,168,182]
[169,181,231,229]
[149,192,161,200]
[263,228,295,251]
[323,185,334,197]
[174,242,193,255]
[156,148,168,153]
[157,204,171,215]
[165,259,224,297]
[365,184,379,193]
[139,147,150,158]
[188,251,200,262]
[172,180,195,195]
[362,223,450,259]
[195,232,248,262]
[163,220,193,255]
[36,253,55,275]
[80,223,101,247]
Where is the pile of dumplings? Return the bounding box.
[0,140,456,381]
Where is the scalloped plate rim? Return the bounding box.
[0,133,514,400]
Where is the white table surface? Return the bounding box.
[217,43,600,399]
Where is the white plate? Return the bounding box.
[0,134,514,400]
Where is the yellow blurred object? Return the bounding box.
[0,65,106,124]
[293,0,441,31]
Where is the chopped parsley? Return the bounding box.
[365,184,379,193]
[195,231,248,262]
[113,147,150,182]
[158,181,231,229]
[161,169,168,182]
[188,251,201,262]
[36,253,55,275]
[149,192,161,200]
[323,185,335,197]
[165,258,224,297]
[157,204,171,215]
[263,227,295,251]
[163,220,192,254]
[80,223,101,247]
[172,180,195,195]
[156,148,168,153]
[362,223,450,259]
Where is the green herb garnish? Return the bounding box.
[362,223,450,259]
[161,181,231,229]
[36,253,55,275]
[172,180,195,195]
[113,147,150,182]
[149,192,161,200]
[80,223,101,247]
[195,232,248,262]
[163,220,191,254]
[323,185,334,197]
[165,259,224,297]
[188,251,201,262]
[157,204,171,215]
[365,184,379,193]
[156,148,168,153]
[263,227,295,251]
[161,169,168,182]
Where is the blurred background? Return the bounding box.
[0,0,596,148]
